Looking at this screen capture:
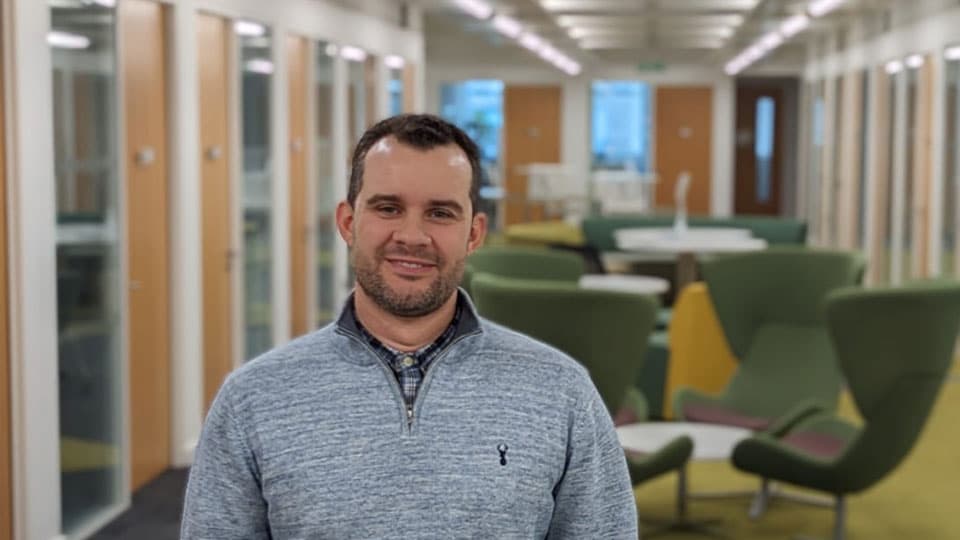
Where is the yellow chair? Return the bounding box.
[502,220,584,248]
[662,282,737,418]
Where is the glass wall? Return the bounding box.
[239,24,273,359]
[440,80,505,221]
[808,80,825,243]
[347,54,367,147]
[828,77,844,245]
[50,0,123,532]
[315,42,336,326]
[903,61,920,278]
[388,67,403,116]
[943,51,960,276]
[590,81,652,172]
[754,96,776,204]
[881,67,899,284]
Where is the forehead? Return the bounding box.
[360,137,472,201]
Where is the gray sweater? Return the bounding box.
[181,299,638,539]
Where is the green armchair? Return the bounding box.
[730,281,960,540]
[672,247,865,430]
[462,245,584,297]
[470,274,694,524]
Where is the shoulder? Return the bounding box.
[474,318,596,395]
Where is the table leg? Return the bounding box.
[643,466,727,538]
[675,252,698,292]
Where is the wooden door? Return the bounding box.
[198,12,233,411]
[655,87,713,214]
[734,86,783,215]
[402,63,416,112]
[503,86,562,225]
[287,36,309,337]
[911,57,934,278]
[0,15,12,538]
[121,0,170,490]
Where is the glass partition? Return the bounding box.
[903,62,920,278]
[239,24,273,359]
[882,66,901,284]
[808,80,825,243]
[315,42,335,326]
[50,0,123,532]
[590,81,653,172]
[827,76,844,246]
[347,54,367,147]
[440,80,505,225]
[388,65,403,116]
[943,50,960,276]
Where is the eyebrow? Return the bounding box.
[364,194,465,215]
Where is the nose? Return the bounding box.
[392,215,431,247]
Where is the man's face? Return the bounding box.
[336,137,487,317]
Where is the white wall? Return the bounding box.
[425,62,736,216]
[5,0,423,538]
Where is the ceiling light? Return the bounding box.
[384,55,405,69]
[340,45,367,62]
[244,59,274,74]
[518,32,546,53]
[780,14,810,38]
[325,44,339,57]
[47,31,90,49]
[88,0,116,6]
[758,31,783,52]
[945,46,960,61]
[808,0,845,18]
[885,60,904,74]
[492,15,523,39]
[234,20,266,36]
[452,0,493,20]
[905,54,924,69]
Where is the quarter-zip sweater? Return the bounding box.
[181,291,638,539]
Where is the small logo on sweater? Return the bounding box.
[497,443,509,466]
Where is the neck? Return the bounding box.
[353,288,458,352]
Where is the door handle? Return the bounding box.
[205,145,223,161]
[135,147,156,167]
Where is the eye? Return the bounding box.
[428,208,457,220]
[375,204,401,217]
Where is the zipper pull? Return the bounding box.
[406,407,414,423]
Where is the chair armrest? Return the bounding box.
[764,399,830,437]
[614,386,650,426]
[626,434,694,484]
[671,386,720,420]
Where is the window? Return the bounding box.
[754,96,775,203]
[590,81,652,171]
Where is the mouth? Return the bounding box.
[384,257,437,276]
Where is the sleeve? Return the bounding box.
[547,382,639,540]
[180,380,271,539]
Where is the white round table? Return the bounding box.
[617,421,751,461]
[578,274,670,295]
[613,228,768,292]
[617,422,751,536]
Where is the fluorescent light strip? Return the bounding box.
[885,60,904,74]
[946,46,960,61]
[905,54,924,69]
[384,55,405,69]
[808,0,845,18]
[780,14,810,38]
[452,0,493,20]
[234,20,266,37]
[47,31,90,49]
[244,59,274,74]
[492,14,523,39]
[340,45,368,62]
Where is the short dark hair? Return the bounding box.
[348,114,483,215]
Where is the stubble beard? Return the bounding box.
[351,244,464,317]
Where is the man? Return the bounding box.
[181,114,638,539]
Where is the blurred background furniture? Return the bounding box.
[731,281,960,540]
[672,248,866,431]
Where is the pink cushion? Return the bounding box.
[682,402,772,431]
[781,431,848,459]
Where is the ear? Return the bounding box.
[466,212,488,255]
[335,201,356,247]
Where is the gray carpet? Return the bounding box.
[91,468,189,540]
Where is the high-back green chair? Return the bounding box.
[730,281,960,540]
[462,245,584,297]
[672,247,866,430]
[471,273,695,520]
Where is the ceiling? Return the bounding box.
[420,0,899,71]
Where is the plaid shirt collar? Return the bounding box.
[336,290,476,370]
